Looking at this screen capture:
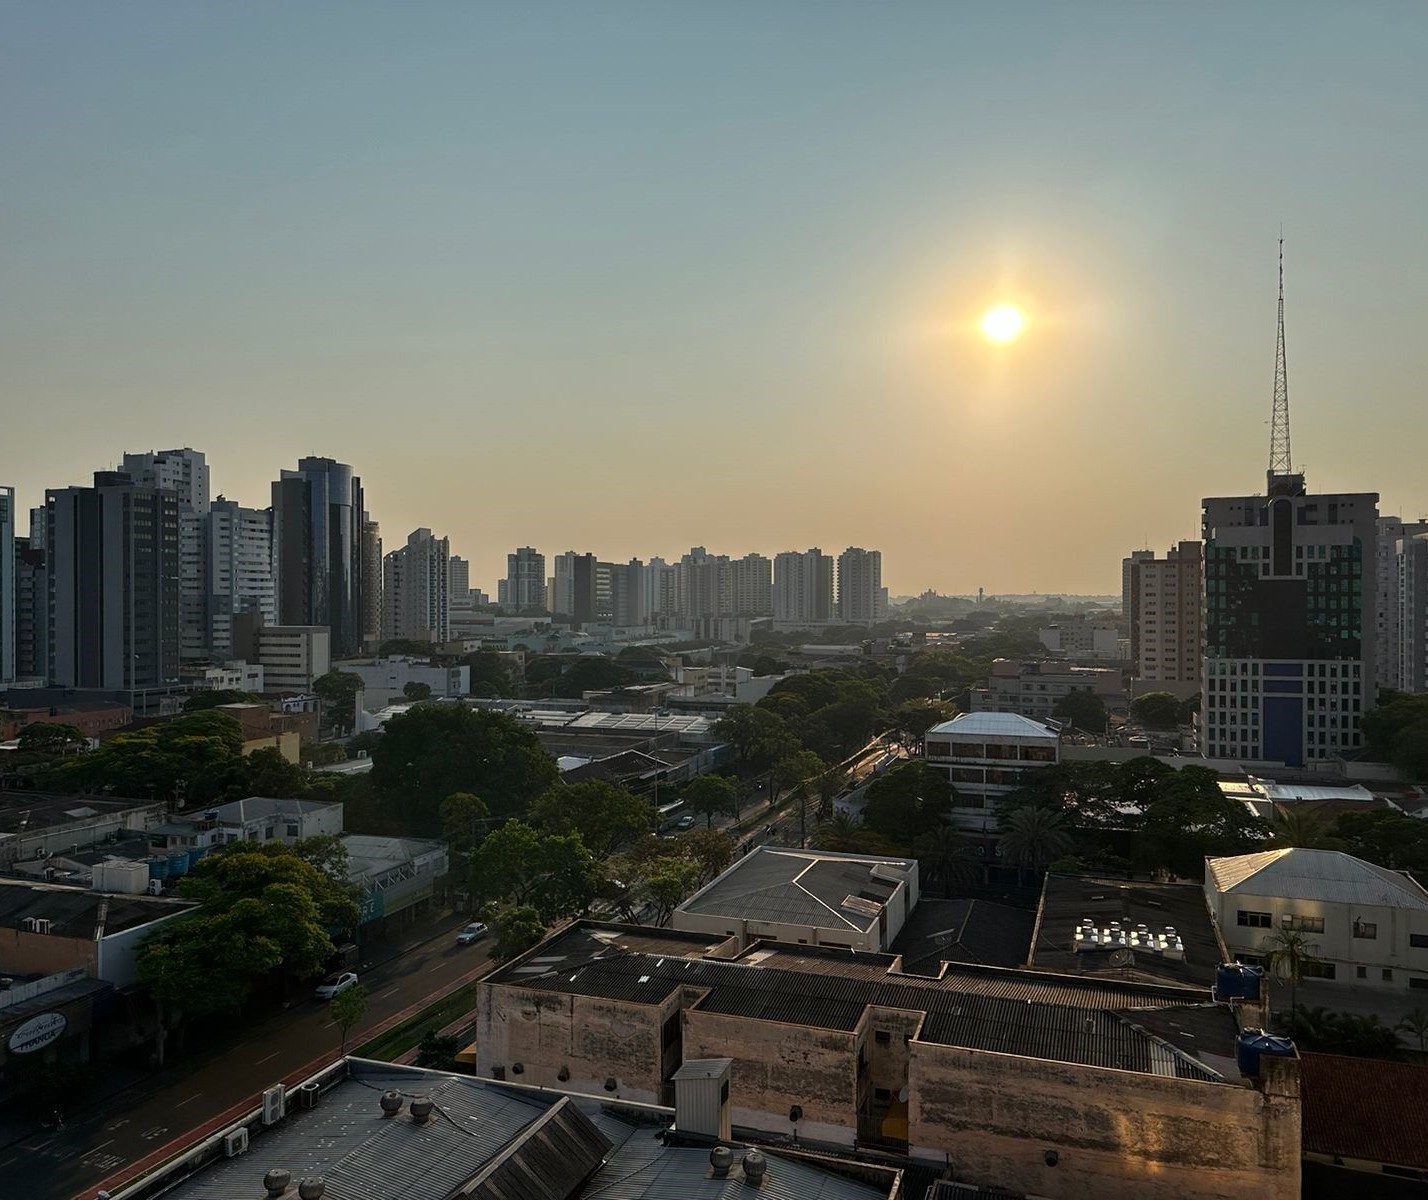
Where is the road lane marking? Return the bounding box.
[81,1139,115,1157]
[429,963,446,972]
[379,986,399,998]
[176,1093,204,1107]
[257,1051,280,1064]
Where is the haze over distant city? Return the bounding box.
[4,3,1427,594]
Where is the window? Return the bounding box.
[1411,977,1428,992]
[1383,969,1393,982]
[1237,910,1272,929]
[874,1030,891,1044]
[1411,934,1428,949]
[1282,914,1324,934]
[1353,920,1377,940]
[1302,961,1336,981]
[1356,966,1367,979]
[286,823,300,838]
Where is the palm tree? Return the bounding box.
[1397,1007,1428,1055]
[1266,808,1345,851]
[813,810,864,852]
[1261,928,1318,1015]
[914,825,981,894]
[997,806,1073,883]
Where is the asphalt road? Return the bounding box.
[8,913,492,1200]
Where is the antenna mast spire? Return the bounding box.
[1267,237,1293,485]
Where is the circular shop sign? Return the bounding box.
[8,1012,67,1054]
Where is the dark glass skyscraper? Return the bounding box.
[272,457,365,658]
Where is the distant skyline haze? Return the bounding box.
[4,3,1426,595]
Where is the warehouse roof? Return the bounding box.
[1206,848,1428,910]
[927,712,1058,740]
[1300,1052,1428,1171]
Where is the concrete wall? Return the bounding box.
[0,928,95,978]
[0,802,165,868]
[908,1042,1299,1200]
[96,909,190,988]
[671,909,882,953]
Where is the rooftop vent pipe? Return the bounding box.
[263,1168,292,1197]
[410,1097,434,1124]
[379,1091,403,1117]
[297,1179,325,1200]
[709,1146,734,1178]
[742,1150,767,1187]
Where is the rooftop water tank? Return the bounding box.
[1215,962,1265,1002]
[1236,1028,1295,1077]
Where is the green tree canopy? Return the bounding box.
[530,780,653,856]
[462,651,517,698]
[379,638,438,657]
[1136,766,1266,875]
[772,750,827,802]
[489,905,548,962]
[546,656,638,698]
[15,722,87,750]
[470,821,598,921]
[861,761,954,844]
[1129,691,1184,730]
[1052,689,1108,733]
[682,775,740,828]
[369,704,558,834]
[891,700,956,746]
[713,705,797,773]
[439,791,489,854]
[402,681,433,702]
[998,806,1074,877]
[314,670,364,735]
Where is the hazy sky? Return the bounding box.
[4,3,1426,596]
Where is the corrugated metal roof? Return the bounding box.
[1207,848,1428,909]
[457,1097,611,1200]
[1300,1051,1428,1170]
[927,712,1057,739]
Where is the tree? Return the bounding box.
[547,657,638,699]
[1267,808,1345,851]
[439,791,489,855]
[861,762,953,844]
[1136,766,1267,876]
[329,984,368,1054]
[402,681,433,702]
[772,751,826,804]
[811,811,900,856]
[1331,810,1428,876]
[490,905,547,962]
[462,651,516,698]
[678,828,736,886]
[314,671,363,735]
[1361,692,1428,777]
[998,806,1074,881]
[1262,927,1318,1015]
[890,700,956,747]
[470,821,598,921]
[640,859,701,926]
[415,1030,461,1071]
[1052,690,1108,734]
[182,690,261,712]
[379,638,437,656]
[1130,692,1185,730]
[1397,1008,1428,1055]
[15,723,86,752]
[714,705,798,773]
[682,775,740,828]
[530,780,653,856]
[914,825,980,894]
[369,705,558,834]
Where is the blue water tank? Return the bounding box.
[148,856,170,880]
[167,850,191,876]
[1215,962,1265,1002]
[1236,1029,1295,1077]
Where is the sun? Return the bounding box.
[979,304,1025,344]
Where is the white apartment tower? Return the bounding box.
[773,548,834,626]
[382,528,451,644]
[501,547,546,613]
[1376,516,1428,693]
[1128,540,1203,699]
[0,486,14,685]
[730,553,773,616]
[836,547,885,625]
[204,499,276,660]
[1122,550,1155,627]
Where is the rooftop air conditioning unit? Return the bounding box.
[19,918,36,932]
[148,879,163,896]
[223,1127,249,1157]
[33,918,51,934]
[261,1085,286,1126]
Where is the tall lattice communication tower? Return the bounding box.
[1267,238,1293,488]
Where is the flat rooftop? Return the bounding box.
[491,922,1239,1083]
[677,847,915,936]
[889,897,1036,975]
[0,880,193,936]
[1029,875,1225,988]
[0,790,154,836]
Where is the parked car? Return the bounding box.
[675,815,696,830]
[314,971,359,1001]
[456,922,488,945]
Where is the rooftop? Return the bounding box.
[1300,1052,1428,1171]
[196,796,342,824]
[341,834,447,881]
[140,1059,896,1200]
[927,712,1059,740]
[889,897,1036,976]
[1206,848,1428,910]
[676,847,916,935]
[0,790,156,837]
[491,922,1237,1082]
[0,879,193,936]
[1030,875,1224,987]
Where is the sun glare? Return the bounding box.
[980,304,1025,344]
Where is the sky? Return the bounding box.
[4,2,1427,596]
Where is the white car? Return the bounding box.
[314,971,359,1001]
[456,922,488,945]
[675,815,696,830]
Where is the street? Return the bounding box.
[5,913,491,1200]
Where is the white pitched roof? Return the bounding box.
[928,711,1059,740]
[1207,848,1428,910]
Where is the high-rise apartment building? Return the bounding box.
[678,548,732,622]
[0,487,14,684]
[730,553,773,616]
[607,558,647,627]
[47,471,181,690]
[501,547,546,614]
[1375,516,1428,693]
[14,535,46,682]
[122,448,211,663]
[1128,540,1203,698]
[773,549,834,626]
[360,515,383,652]
[642,558,678,621]
[836,547,884,625]
[272,457,365,658]
[382,528,451,644]
[1122,550,1155,627]
[204,499,276,661]
[551,551,596,625]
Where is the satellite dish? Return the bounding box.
[897,1087,909,1103]
[1109,949,1131,967]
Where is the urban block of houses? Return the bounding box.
[1205,848,1428,992]
[671,846,919,953]
[475,921,1300,1200]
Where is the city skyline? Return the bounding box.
[5,4,1428,594]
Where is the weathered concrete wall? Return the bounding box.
[908,1041,1300,1200]
[475,984,673,1103]
[683,1009,858,1146]
[861,1006,924,1098]
[0,929,95,978]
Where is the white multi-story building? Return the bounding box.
[1128,540,1203,699]
[1039,618,1121,663]
[730,553,773,616]
[255,624,330,692]
[342,656,468,708]
[382,528,450,644]
[677,547,732,621]
[204,499,276,660]
[924,712,1060,834]
[0,485,14,685]
[773,548,834,626]
[1122,549,1155,626]
[836,547,884,625]
[1206,848,1428,994]
[1378,517,1428,694]
[501,546,546,613]
[642,557,679,620]
[968,659,1123,722]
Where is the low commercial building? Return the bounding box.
[969,659,1124,721]
[156,797,344,853]
[0,696,132,740]
[343,834,448,930]
[477,922,1300,1200]
[1039,617,1120,662]
[341,655,469,708]
[1205,848,1428,992]
[673,846,919,952]
[923,712,1060,834]
[0,791,165,869]
[0,968,114,1102]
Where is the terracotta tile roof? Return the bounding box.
[1300,1052,1428,1169]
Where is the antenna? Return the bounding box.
[1267,236,1293,484]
